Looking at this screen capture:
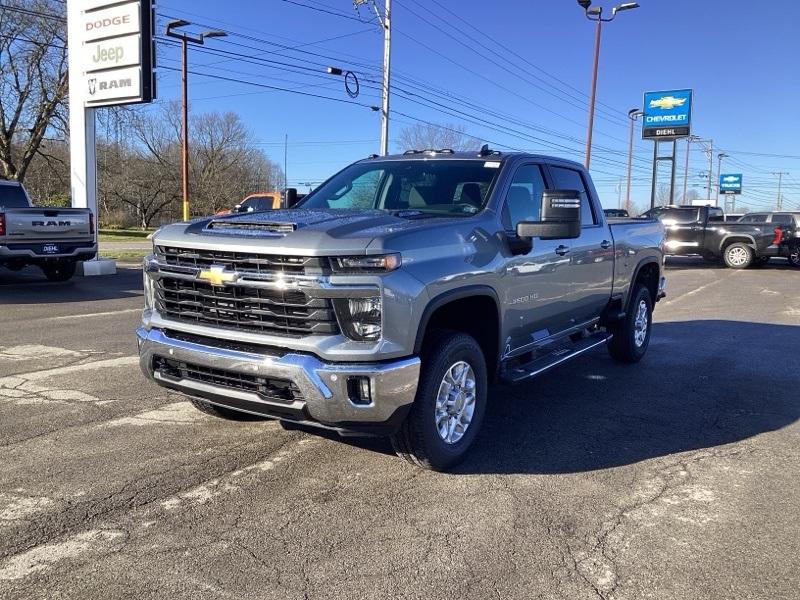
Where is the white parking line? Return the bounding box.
[45,308,142,322]
[0,356,139,385]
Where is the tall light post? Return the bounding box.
[716,152,728,207]
[577,1,639,170]
[165,21,227,221]
[625,108,642,214]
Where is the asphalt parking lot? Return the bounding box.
[0,259,798,600]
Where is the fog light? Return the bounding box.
[347,376,372,406]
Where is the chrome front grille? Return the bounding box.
[153,246,340,338]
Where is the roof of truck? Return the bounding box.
[357,149,585,170]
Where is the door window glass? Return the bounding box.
[501,165,546,230]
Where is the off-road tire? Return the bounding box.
[390,331,487,471]
[607,284,653,364]
[42,260,77,282]
[723,243,754,269]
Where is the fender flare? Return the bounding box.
[626,257,661,312]
[413,285,502,355]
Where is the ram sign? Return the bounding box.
[642,89,693,139]
[719,173,743,194]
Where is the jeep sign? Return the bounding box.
[82,33,141,73]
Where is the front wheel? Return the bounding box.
[41,260,77,282]
[723,243,754,269]
[391,331,487,471]
[607,284,653,364]
[788,245,800,268]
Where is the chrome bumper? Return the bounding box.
[136,327,420,427]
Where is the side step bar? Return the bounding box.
[500,332,611,384]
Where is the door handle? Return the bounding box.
[555,245,570,256]
[600,240,612,249]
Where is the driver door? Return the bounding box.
[500,164,574,354]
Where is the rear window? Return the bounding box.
[771,214,794,225]
[644,207,699,223]
[0,184,30,208]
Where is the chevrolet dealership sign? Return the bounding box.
[719,173,743,195]
[76,0,155,107]
[642,89,693,139]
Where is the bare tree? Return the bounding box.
[396,123,479,152]
[0,0,68,182]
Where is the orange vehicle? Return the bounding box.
[232,192,282,213]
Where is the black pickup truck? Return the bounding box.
[641,205,796,268]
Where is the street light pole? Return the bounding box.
[625,108,642,214]
[165,21,227,221]
[577,1,640,170]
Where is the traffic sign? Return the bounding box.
[642,89,692,140]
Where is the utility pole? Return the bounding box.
[682,135,701,203]
[716,153,728,207]
[773,172,788,210]
[703,140,714,203]
[165,21,227,221]
[625,108,642,214]
[355,0,392,155]
[380,0,392,156]
[284,134,288,191]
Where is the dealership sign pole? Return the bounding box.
[67,0,155,274]
[642,89,693,209]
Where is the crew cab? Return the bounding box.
[642,204,791,268]
[0,181,96,281]
[137,149,665,470]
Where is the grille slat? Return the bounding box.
[154,356,302,404]
[154,246,339,338]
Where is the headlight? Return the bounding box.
[332,253,401,273]
[333,297,382,341]
[142,261,155,311]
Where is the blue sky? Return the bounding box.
[152,0,800,211]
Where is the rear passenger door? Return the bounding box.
[500,163,575,353]
[548,165,614,324]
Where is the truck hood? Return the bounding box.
[153,208,478,256]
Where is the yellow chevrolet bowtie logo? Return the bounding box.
[197,266,240,286]
[649,96,687,110]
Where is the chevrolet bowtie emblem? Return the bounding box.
[649,95,687,110]
[197,265,240,286]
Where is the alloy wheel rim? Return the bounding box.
[791,249,800,265]
[728,247,748,266]
[633,299,649,348]
[434,361,476,445]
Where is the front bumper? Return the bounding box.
[137,327,420,434]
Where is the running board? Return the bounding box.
[500,332,611,384]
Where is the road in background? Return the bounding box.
[0,262,798,599]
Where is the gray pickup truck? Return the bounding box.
[137,149,665,470]
[0,180,96,281]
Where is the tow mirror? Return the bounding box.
[284,187,299,208]
[516,189,582,240]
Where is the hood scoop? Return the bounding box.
[206,219,297,235]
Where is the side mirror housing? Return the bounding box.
[284,187,299,208]
[516,189,582,240]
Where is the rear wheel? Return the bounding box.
[189,398,265,421]
[723,243,754,269]
[607,284,652,364]
[41,260,76,282]
[788,245,800,268]
[391,331,487,471]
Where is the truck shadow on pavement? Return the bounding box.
[0,266,142,304]
[665,256,796,271]
[334,320,799,474]
[459,319,799,475]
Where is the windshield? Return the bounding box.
[298,159,500,216]
[0,184,30,208]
